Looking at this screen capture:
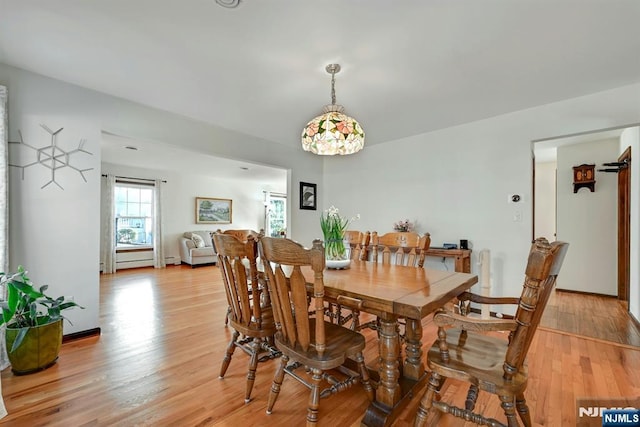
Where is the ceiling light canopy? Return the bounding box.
[215,0,240,8]
[301,64,365,156]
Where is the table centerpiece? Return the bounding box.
[320,206,359,269]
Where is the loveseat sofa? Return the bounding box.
[179,231,217,267]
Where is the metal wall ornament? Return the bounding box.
[9,124,93,190]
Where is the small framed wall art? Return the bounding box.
[196,197,232,224]
[299,182,317,210]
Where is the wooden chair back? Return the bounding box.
[369,231,431,267]
[214,229,266,327]
[212,233,263,328]
[259,237,327,355]
[343,230,370,261]
[217,228,264,243]
[503,238,569,377]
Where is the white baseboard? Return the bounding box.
[100,256,180,271]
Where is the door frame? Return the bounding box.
[617,147,631,302]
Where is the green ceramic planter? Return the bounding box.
[5,318,63,375]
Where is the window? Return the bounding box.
[266,193,286,237]
[115,183,154,248]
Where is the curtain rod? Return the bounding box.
[101,174,167,183]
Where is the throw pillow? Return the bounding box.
[191,233,205,248]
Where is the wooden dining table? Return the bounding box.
[301,260,478,427]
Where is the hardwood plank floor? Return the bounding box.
[541,289,640,347]
[0,265,638,426]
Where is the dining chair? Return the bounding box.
[259,237,374,426]
[369,231,431,267]
[212,232,277,403]
[413,238,569,427]
[343,230,370,262]
[358,231,431,333]
[325,230,371,329]
[215,229,264,326]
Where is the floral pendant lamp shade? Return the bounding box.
[301,64,365,155]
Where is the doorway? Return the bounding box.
[532,126,640,344]
[533,125,639,303]
[100,132,288,270]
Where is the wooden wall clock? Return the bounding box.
[572,164,595,193]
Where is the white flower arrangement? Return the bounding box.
[320,206,360,260]
[393,219,414,232]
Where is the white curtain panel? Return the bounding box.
[102,174,116,274]
[0,85,10,417]
[153,179,165,268]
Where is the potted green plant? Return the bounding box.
[0,266,83,375]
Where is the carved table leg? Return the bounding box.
[377,316,401,407]
[361,315,426,427]
[403,317,424,380]
[361,315,402,426]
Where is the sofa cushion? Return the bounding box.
[190,230,213,247]
[191,233,205,248]
[191,247,215,257]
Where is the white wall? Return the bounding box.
[101,161,286,268]
[323,83,640,313]
[534,161,556,242]
[7,116,100,335]
[556,139,618,295]
[2,62,322,335]
[621,127,640,321]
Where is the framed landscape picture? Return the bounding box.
[299,182,317,210]
[196,197,232,224]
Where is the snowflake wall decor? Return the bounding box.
[9,124,93,190]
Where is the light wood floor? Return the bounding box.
[541,289,640,347]
[1,264,639,426]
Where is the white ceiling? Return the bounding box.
[101,132,287,183]
[2,1,640,154]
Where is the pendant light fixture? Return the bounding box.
[301,64,365,155]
